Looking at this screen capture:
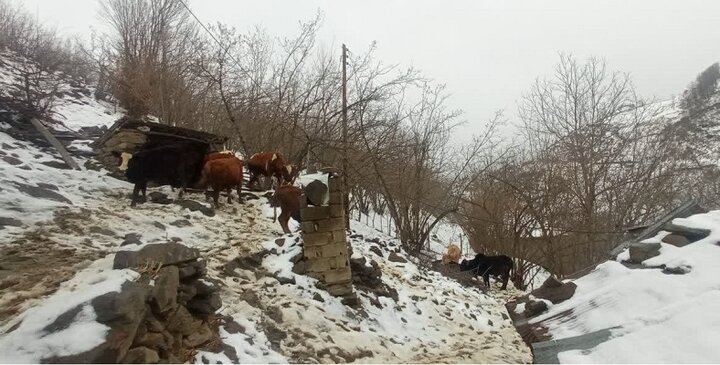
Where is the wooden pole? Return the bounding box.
[341,44,350,231]
[30,118,81,170]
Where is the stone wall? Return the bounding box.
[95,129,147,173]
[299,174,354,297]
[44,243,229,363]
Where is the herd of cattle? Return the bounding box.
[112,141,514,289]
[113,141,302,233]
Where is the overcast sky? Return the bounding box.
[13,0,720,141]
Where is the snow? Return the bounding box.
[533,210,720,363]
[0,267,138,363]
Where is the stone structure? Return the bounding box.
[299,173,354,297]
[91,116,228,174]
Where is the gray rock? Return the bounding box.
[37,183,58,191]
[170,219,192,228]
[165,306,200,336]
[177,284,198,304]
[2,156,22,165]
[304,179,328,206]
[629,241,662,263]
[150,266,179,314]
[178,260,206,280]
[661,233,691,247]
[45,281,151,363]
[89,226,116,236]
[113,243,200,269]
[388,252,407,263]
[187,292,222,315]
[0,217,23,228]
[13,182,72,204]
[313,293,325,303]
[183,323,213,347]
[369,245,383,257]
[152,221,166,230]
[524,300,549,317]
[292,260,307,275]
[133,332,167,351]
[121,346,159,364]
[192,279,219,297]
[40,160,71,170]
[174,199,214,217]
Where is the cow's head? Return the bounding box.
[118,152,133,171]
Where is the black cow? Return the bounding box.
[121,142,209,207]
[459,253,513,290]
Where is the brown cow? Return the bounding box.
[198,156,244,206]
[271,185,302,234]
[203,151,235,165]
[246,152,297,190]
[442,244,462,264]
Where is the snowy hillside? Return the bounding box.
[526,211,720,363]
[0,50,531,363]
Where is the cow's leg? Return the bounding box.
[500,269,510,290]
[141,184,147,203]
[131,183,142,207]
[483,273,490,288]
[278,211,291,234]
[226,188,232,204]
[248,173,258,191]
[212,189,220,207]
[236,185,243,203]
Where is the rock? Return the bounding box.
[40,160,72,170]
[292,261,307,275]
[304,179,328,206]
[178,260,206,280]
[275,238,286,247]
[530,281,577,304]
[365,237,381,244]
[350,256,366,267]
[13,181,72,204]
[349,234,364,239]
[313,293,325,302]
[524,300,549,317]
[170,219,192,228]
[45,281,150,363]
[1,143,13,150]
[145,312,165,333]
[89,226,116,236]
[663,265,691,275]
[177,284,198,304]
[134,332,167,351]
[388,252,407,263]
[2,156,22,165]
[663,223,711,243]
[629,241,662,263]
[37,183,58,191]
[187,292,222,315]
[121,237,143,246]
[274,273,296,285]
[539,276,563,289]
[150,266,179,314]
[147,191,173,205]
[183,323,214,348]
[661,234,691,247]
[166,306,200,336]
[369,246,383,257]
[122,346,159,364]
[192,279,219,296]
[0,217,22,228]
[290,252,303,264]
[152,221,166,230]
[174,199,214,217]
[113,243,200,269]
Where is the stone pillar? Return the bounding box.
[300,174,353,297]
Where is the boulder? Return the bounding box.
[2,155,22,165]
[150,266,179,314]
[89,226,116,237]
[44,281,151,363]
[186,292,222,315]
[178,260,206,280]
[183,323,213,348]
[166,306,200,336]
[170,219,192,228]
[304,179,329,206]
[113,243,200,269]
[148,192,173,204]
[524,300,549,317]
[174,199,214,217]
[388,252,407,263]
[629,241,662,263]
[368,246,383,257]
[13,181,72,204]
[121,346,159,364]
[661,233,691,247]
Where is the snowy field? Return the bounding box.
[532,211,720,363]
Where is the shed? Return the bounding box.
[91,117,228,173]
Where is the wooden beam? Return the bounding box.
[30,118,81,170]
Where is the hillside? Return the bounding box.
[0,50,531,363]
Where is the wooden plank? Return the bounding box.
[30,118,81,170]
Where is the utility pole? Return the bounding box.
[341,44,350,231]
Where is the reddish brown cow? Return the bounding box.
[246,152,297,190]
[198,156,244,206]
[272,185,302,234]
[203,151,235,165]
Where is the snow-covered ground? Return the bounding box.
[532,211,720,363]
[0,58,531,361]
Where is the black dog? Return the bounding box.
[459,253,513,290]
